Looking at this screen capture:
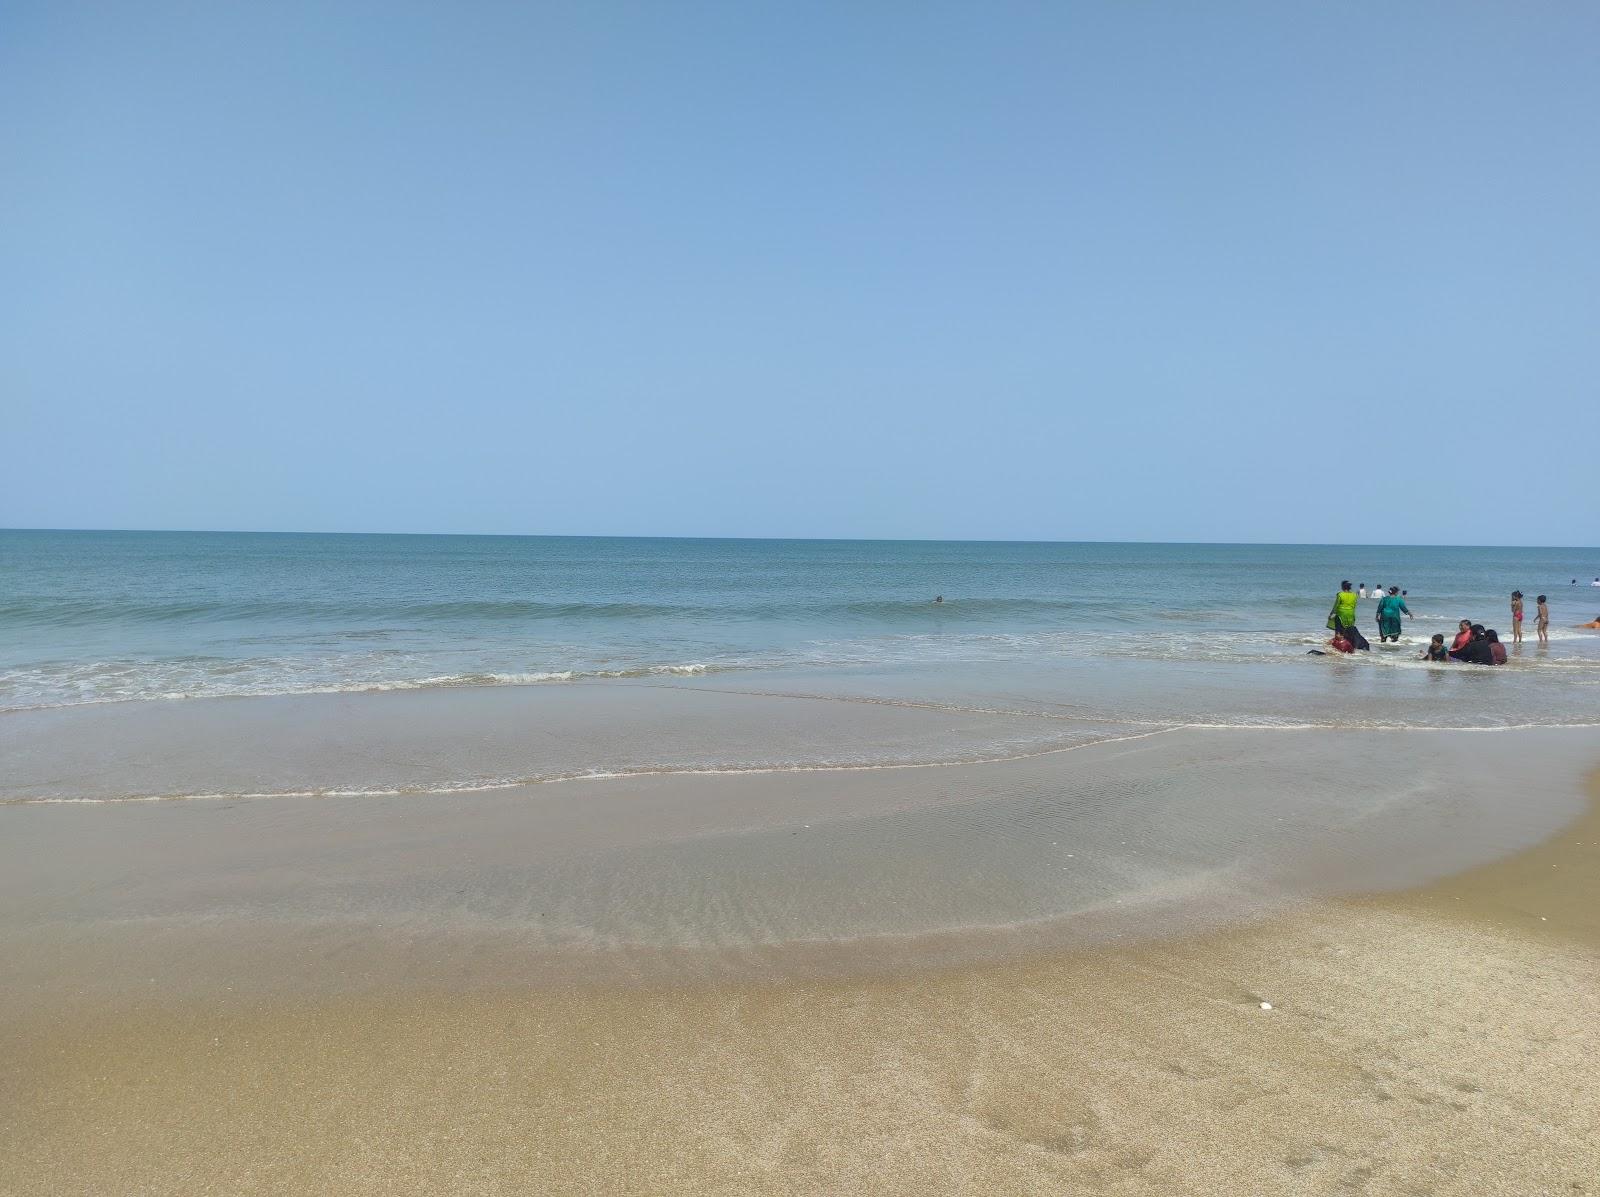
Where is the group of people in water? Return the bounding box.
[1323,581,1410,654]
[1319,580,1568,665]
[1422,620,1508,665]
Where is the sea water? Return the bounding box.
[4,530,1598,715]
[5,529,1598,805]
[4,531,1599,978]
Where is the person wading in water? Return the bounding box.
[1376,587,1411,643]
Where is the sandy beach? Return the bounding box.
[9,0,1600,1186]
[3,745,1596,1196]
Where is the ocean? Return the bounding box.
[4,530,1598,716]
[4,529,1600,975]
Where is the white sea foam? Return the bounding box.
[9,717,1597,807]
[7,608,1600,713]
[0,658,738,711]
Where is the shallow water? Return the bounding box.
[2,724,1594,991]
[3,532,1598,985]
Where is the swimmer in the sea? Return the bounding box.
[1420,633,1449,662]
[1535,595,1549,645]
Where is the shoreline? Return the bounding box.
[1365,764,1600,951]
[4,763,1598,1194]
[3,726,1594,1005]
[9,664,1600,807]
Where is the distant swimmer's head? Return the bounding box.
[932,595,943,603]
[1341,580,1352,591]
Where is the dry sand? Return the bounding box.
[3,777,1598,1196]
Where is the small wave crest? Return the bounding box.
[0,658,729,710]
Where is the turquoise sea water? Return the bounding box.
[3,530,1599,718]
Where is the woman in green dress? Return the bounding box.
[1327,580,1359,634]
[1376,586,1411,643]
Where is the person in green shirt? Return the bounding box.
[1376,587,1411,642]
[1327,580,1359,635]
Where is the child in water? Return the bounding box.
[1535,595,1549,645]
[1421,633,1449,662]
[1511,591,1524,643]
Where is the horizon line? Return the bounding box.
[3,527,1596,552]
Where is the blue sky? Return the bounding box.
[3,2,1595,544]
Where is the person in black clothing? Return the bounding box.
[1450,624,1496,665]
[1485,628,1507,665]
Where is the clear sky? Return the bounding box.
[2,2,1595,544]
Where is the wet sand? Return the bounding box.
[3,767,1597,1194]
[5,725,1594,989]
